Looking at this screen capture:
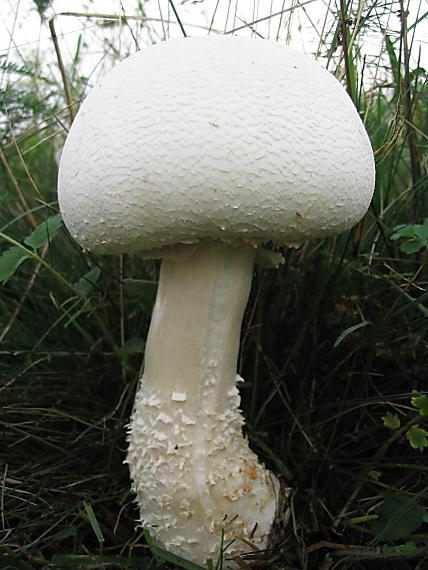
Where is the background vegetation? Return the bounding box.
[1,0,427,568]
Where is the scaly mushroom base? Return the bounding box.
[126,242,279,566]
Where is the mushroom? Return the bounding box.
[58,35,375,566]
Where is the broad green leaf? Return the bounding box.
[119,337,145,355]
[411,393,428,416]
[51,526,77,541]
[391,220,428,254]
[82,501,104,544]
[24,214,63,249]
[414,220,428,240]
[389,230,418,241]
[334,320,371,348]
[382,412,401,430]
[406,425,428,451]
[0,246,30,283]
[401,239,426,254]
[74,266,102,296]
[124,278,157,306]
[366,492,427,540]
[390,224,417,240]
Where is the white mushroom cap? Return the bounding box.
[58,35,375,255]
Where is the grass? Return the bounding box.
[1,0,428,568]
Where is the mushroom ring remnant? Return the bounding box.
[58,35,375,566]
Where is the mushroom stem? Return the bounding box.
[127,242,279,565]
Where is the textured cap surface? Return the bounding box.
[58,35,375,255]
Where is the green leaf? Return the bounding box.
[74,266,102,296]
[51,526,77,541]
[24,214,63,249]
[124,278,157,306]
[366,492,427,540]
[391,220,428,253]
[119,337,145,355]
[390,224,417,240]
[82,501,104,544]
[406,425,428,451]
[382,412,401,430]
[415,218,428,239]
[334,320,372,348]
[385,34,400,81]
[0,246,30,283]
[400,239,426,254]
[410,393,428,416]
